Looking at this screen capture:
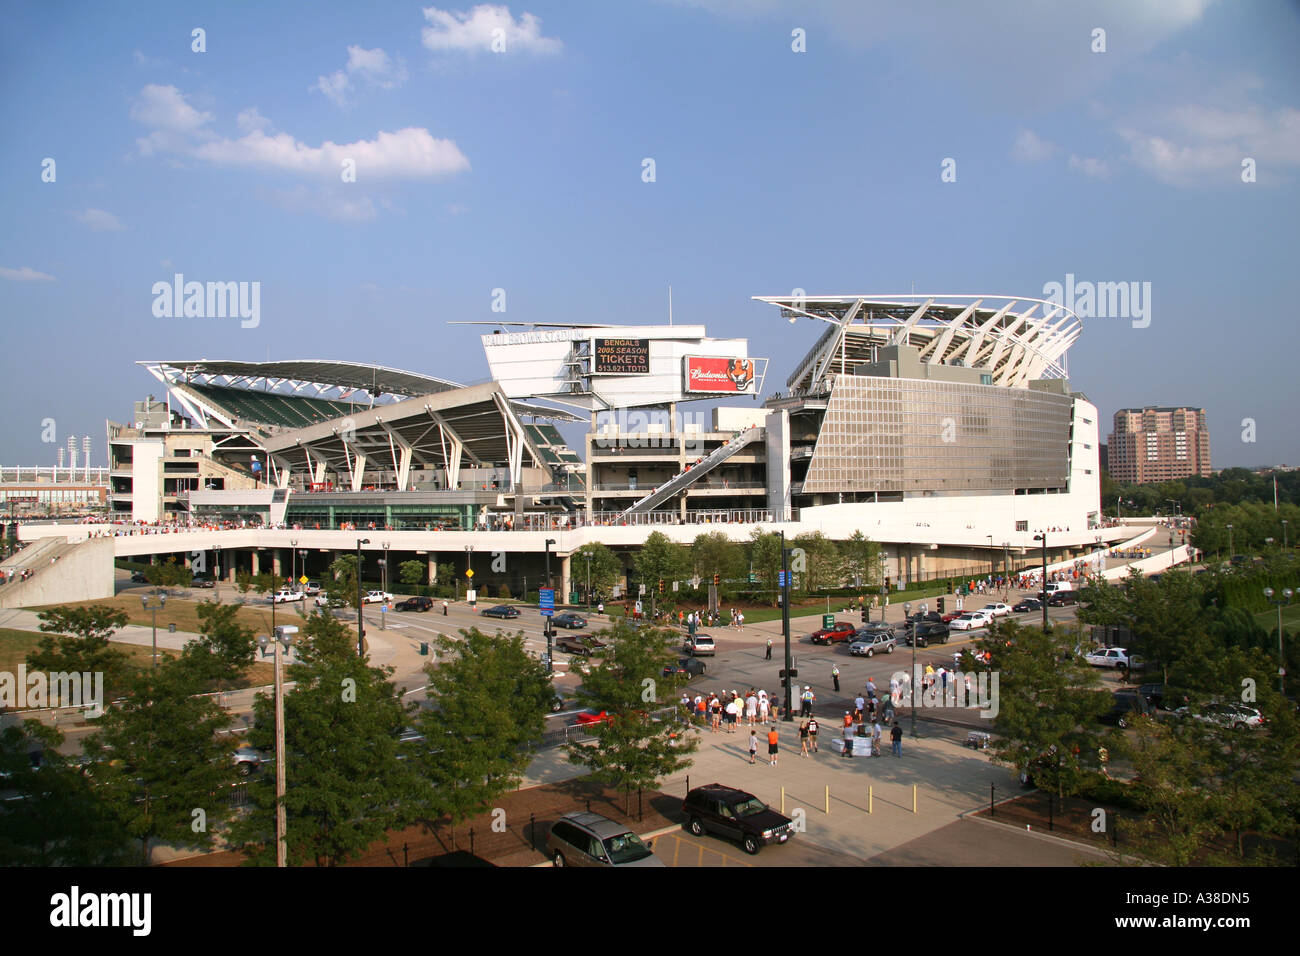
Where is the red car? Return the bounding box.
[808,622,857,645]
[574,710,613,727]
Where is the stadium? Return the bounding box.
[3,292,1127,608]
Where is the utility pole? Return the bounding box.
[781,531,793,721]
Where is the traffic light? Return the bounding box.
[937,597,946,614]
[713,572,720,587]
[658,579,664,594]
[885,577,891,593]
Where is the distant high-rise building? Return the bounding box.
[1107,406,1211,484]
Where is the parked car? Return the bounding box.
[394,596,434,612]
[980,603,1013,618]
[555,634,606,656]
[906,623,950,647]
[363,590,393,605]
[808,622,857,645]
[129,571,148,583]
[480,605,520,619]
[849,632,897,657]
[950,610,992,631]
[682,783,794,856]
[552,612,587,629]
[273,588,305,604]
[573,709,613,727]
[1176,702,1265,731]
[663,657,707,679]
[1040,581,1074,598]
[1012,598,1043,613]
[1137,683,1191,712]
[315,593,346,609]
[1047,591,1078,607]
[683,634,716,657]
[190,575,215,589]
[1100,691,1153,729]
[1085,647,1141,670]
[546,811,663,867]
[304,581,321,596]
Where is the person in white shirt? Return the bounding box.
[745,693,758,725]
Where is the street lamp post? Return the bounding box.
[214,545,222,603]
[290,538,297,593]
[465,545,475,607]
[879,552,887,622]
[986,535,994,587]
[544,539,556,673]
[1226,524,1234,560]
[355,538,370,655]
[141,591,166,669]
[380,542,390,630]
[1283,519,1289,550]
[1033,533,1049,632]
[1263,587,1293,694]
[257,624,297,868]
[781,531,793,722]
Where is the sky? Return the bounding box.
[2,0,1298,469]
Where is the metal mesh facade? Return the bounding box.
[801,375,1072,493]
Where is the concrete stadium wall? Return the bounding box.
[0,536,116,609]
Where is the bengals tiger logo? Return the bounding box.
[728,358,753,389]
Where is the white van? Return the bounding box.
[1042,581,1073,595]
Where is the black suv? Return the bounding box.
[395,596,434,612]
[682,783,793,855]
[906,622,950,647]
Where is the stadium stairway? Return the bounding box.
[615,425,764,520]
[0,536,115,609]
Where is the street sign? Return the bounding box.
[672,580,679,592]
[299,575,308,585]
[822,614,835,629]
[539,587,555,617]
[778,571,787,587]
[465,569,474,579]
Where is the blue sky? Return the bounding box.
[2,0,1298,468]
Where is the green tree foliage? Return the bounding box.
[82,658,236,865]
[144,556,192,591]
[838,530,881,591]
[634,532,688,613]
[690,532,744,588]
[413,628,552,832]
[564,621,698,799]
[792,531,838,595]
[325,554,362,609]
[977,620,1110,801]
[573,542,624,598]
[398,559,427,588]
[180,601,258,690]
[28,605,132,696]
[0,721,134,866]
[230,612,416,866]
[748,529,784,606]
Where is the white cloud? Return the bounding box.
[236,107,272,133]
[1068,155,1109,178]
[421,5,562,55]
[131,85,469,181]
[132,50,166,69]
[1011,129,1058,163]
[1118,104,1300,185]
[315,46,408,108]
[265,186,379,222]
[72,208,126,231]
[1,266,55,282]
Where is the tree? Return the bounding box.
[324,554,361,609]
[229,612,417,866]
[0,721,134,866]
[179,601,257,691]
[572,542,623,599]
[838,530,880,592]
[564,620,698,807]
[145,556,192,592]
[82,658,236,865]
[413,628,552,839]
[977,620,1110,801]
[398,559,427,589]
[748,529,784,606]
[690,532,744,589]
[634,532,688,614]
[792,531,838,595]
[29,605,132,697]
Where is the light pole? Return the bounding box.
[141,591,166,669]
[214,545,222,603]
[380,541,390,630]
[1033,533,1049,632]
[544,539,556,673]
[355,538,370,655]
[1226,524,1234,560]
[879,552,887,622]
[290,539,298,592]
[1263,587,1292,694]
[465,545,475,607]
[583,551,592,612]
[1283,519,1289,550]
[257,624,296,868]
[986,534,994,586]
[780,531,793,722]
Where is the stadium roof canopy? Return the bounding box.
[755,294,1082,394]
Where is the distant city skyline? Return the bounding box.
[3,1,1298,468]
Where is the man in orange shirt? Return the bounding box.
[767,726,780,766]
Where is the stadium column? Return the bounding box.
[250,550,259,575]
[428,554,437,585]
[559,553,571,605]
[272,550,282,577]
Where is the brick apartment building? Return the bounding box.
[1107,406,1212,484]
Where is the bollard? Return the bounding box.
[780,786,785,815]
[868,785,873,814]
[530,812,536,851]
[912,784,917,814]
[825,785,829,815]
[686,774,690,796]
[990,782,996,817]
[469,826,475,856]
[403,842,409,868]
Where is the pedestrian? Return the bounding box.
[737,610,744,630]
[891,721,903,757]
[866,676,877,699]
[767,725,780,765]
[871,720,883,757]
[832,664,840,692]
[758,691,769,723]
[597,601,604,614]
[800,686,814,717]
[725,696,739,733]
[765,637,772,660]
[799,719,810,756]
[745,692,758,725]
[749,729,759,764]
[442,600,448,615]
[711,696,722,732]
[842,722,855,758]
[854,693,865,721]
[808,716,819,752]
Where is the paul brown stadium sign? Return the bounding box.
[593,338,650,374]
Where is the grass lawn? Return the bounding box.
[1254,602,1300,633]
[29,592,315,637]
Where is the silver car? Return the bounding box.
[849,632,897,657]
[547,811,664,867]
